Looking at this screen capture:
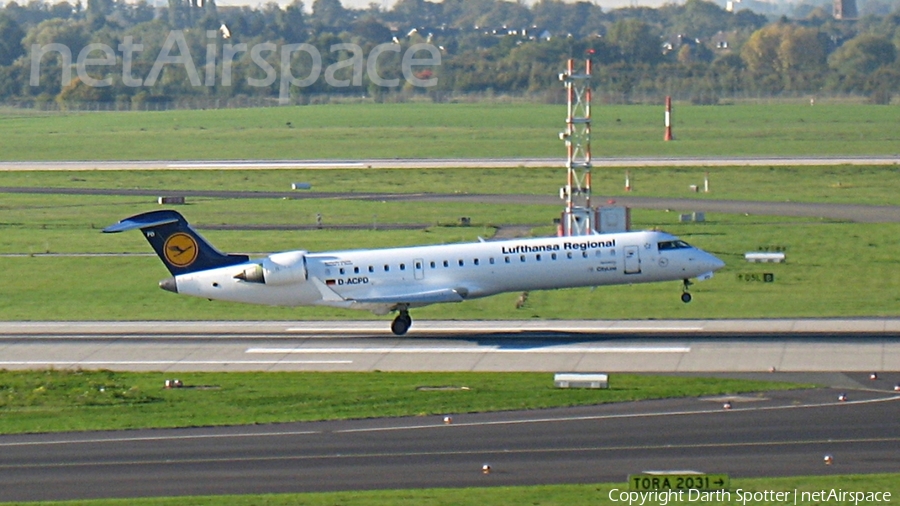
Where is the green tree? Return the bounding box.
[829,33,897,75]
[741,23,826,75]
[86,0,112,30]
[352,16,391,44]
[278,0,306,43]
[311,0,349,30]
[0,13,26,66]
[607,19,662,65]
[663,0,731,39]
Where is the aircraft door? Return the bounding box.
[414,258,425,280]
[624,246,641,274]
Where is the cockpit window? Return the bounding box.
[657,240,692,251]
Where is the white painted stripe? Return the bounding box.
[0,430,323,448]
[335,395,900,434]
[284,327,705,333]
[247,346,690,354]
[168,162,365,169]
[0,360,352,366]
[611,327,704,331]
[4,396,894,451]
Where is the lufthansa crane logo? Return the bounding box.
[163,233,198,268]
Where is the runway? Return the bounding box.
[0,386,897,502]
[1,320,898,373]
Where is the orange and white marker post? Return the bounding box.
[664,96,674,141]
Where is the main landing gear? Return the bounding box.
[681,279,692,303]
[391,309,412,335]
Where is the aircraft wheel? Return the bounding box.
[391,313,412,335]
[681,292,692,303]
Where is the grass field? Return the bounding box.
[3,474,897,505]
[0,370,808,434]
[3,104,896,320]
[0,168,900,320]
[1,164,900,320]
[1,103,900,160]
[3,164,900,205]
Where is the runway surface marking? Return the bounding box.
[3,436,898,472]
[0,430,322,448]
[284,326,705,334]
[335,394,900,433]
[245,346,692,354]
[168,162,367,169]
[3,394,895,449]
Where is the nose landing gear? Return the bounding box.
[681,279,692,303]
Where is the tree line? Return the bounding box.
[0,0,899,107]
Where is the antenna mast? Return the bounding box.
[558,58,594,236]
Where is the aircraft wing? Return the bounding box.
[351,287,468,305]
[309,278,468,307]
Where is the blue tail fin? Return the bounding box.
[103,210,249,275]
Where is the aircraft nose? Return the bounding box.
[710,254,725,271]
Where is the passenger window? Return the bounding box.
[474,258,480,266]
[582,251,588,258]
[430,261,436,268]
[566,252,573,259]
[489,258,495,264]
[551,253,557,260]
[400,263,406,270]
[443,260,449,268]
[505,256,511,264]
[520,255,526,262]
[458,259,464,267]
[354,267,360,274]
[368,266,374,273]
[384,265,390,272]
[339,268,345,275]
[536,254,541,261]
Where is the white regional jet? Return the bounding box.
[104,210,725,335]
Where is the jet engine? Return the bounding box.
[234,251,307,285]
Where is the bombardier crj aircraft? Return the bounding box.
[105,210,725,335]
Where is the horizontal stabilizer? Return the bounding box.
[102,213,180,234]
